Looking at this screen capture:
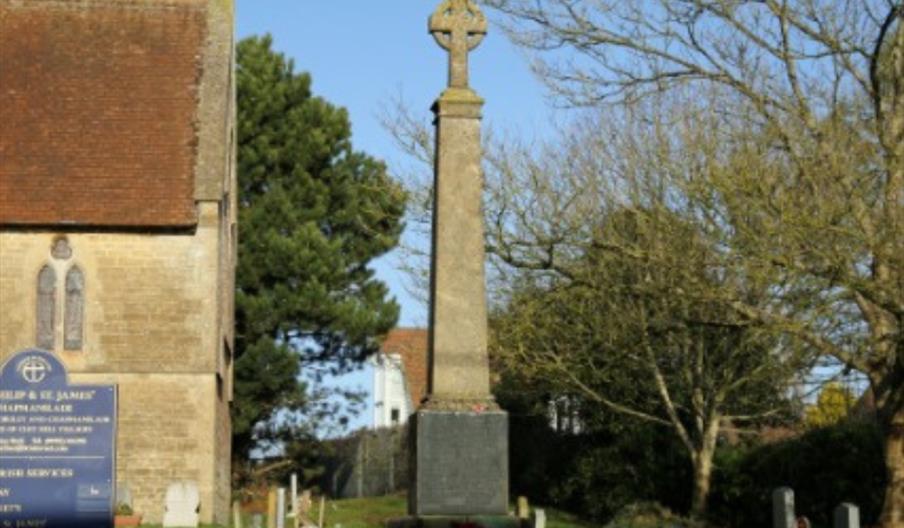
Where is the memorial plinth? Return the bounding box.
[392,2,513,527]
[410,410,508,516]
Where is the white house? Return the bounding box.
[372,328,428,429]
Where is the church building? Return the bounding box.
[0,0,236,523]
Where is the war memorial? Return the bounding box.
[396,0,512,524]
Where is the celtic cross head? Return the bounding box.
[429,0,488,89]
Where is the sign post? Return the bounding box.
[0,348,117,527]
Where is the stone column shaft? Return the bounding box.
[427,89,490,404]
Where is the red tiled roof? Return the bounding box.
[0,0,207,227]
[380,328,428,408]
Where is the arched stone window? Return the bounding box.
[64,266,85,350]
[37,265,56,350]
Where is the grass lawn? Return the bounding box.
[139,495,594,528]
[141,525,225,528]
[310,494,595,528]
[141,525,226,528]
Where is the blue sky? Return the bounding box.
[236,1,552,433]
[237,0,553,327]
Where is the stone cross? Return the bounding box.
[772,487,795,528]
[834,503,860,528]
[429,0,487,88]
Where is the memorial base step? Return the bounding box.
[387,515,526,528]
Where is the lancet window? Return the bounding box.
[64,266,85,350]
[36,265,56,350]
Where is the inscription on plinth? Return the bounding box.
[410,410,508,516]
[0,349,117,528]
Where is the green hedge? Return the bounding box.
[708,419,885,527]
[508,414,692,522]
[509,413,884,526]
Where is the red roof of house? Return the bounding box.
[380,328,429,408]
[0,0,207,227]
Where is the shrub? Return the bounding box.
[507,411,692,523]
[603,502,702,528]
[708,418,885,528]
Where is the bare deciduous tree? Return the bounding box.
[477,2,903,524]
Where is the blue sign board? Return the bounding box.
[0,349,117,527]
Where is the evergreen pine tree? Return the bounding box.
[233,35,406,460]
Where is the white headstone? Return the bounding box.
[299,490,313,515]
[772,488,795,528]
[532,508,546,528]
[834,503,860,528]
[116,482,133,509]
[517,496,530,519]
[277,488,287,528]
[233,501,243,528]
[291,474,298,514]
[162,481,200,527]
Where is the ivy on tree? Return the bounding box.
[233,35,406,461]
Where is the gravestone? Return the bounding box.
[290,473,298,515]
[234,501,244,528]
[834,503,860,528]
[773,488,795,528]
[517,496,530,519]
[0,348,117,527]
[268,488,278,528]
[162,481,200,527]
[277,487,287,528]
[299,490,313,515]
[532,509,546,528]
[117,482,133,510]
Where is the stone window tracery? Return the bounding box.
[36,238,87,351]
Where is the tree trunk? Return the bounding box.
[690,451,714,519]
[690,418,720,519]
[878,17,903,527]
[880,407,904,528]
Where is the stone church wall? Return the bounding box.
[0,203,233,523]
[0,0,236,523]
